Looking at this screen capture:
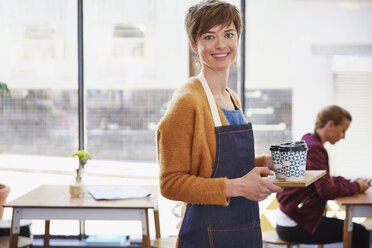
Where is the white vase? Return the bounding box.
[69,181,84,198]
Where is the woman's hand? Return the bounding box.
[357,179,370,193]
[226,167,283,201]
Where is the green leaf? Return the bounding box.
[72,150,92,159]
[0,82,9,93]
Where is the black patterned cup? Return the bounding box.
[279,141,308,181]
[270,144,285,179]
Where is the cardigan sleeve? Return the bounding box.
[255,154,267,167]
[157,92,229,206]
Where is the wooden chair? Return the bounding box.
[263,204,328,247]
[262,230,299,248]
[0,236,32,248]
[361,219,372,231]
[361,219,372,243]
[262,231,324,248]
[150,236,177,248]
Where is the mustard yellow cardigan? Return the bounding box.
[156,77,266,206]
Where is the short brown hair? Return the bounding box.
[315,105,352,130]
[185,0,242,46]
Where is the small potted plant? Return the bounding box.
[69,150,92,197]
[0,82,9,93]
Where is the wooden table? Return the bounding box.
[4,185,161,248]
[336,187,372,248]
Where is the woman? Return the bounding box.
[156,1,282,247]
[276,105,370,247]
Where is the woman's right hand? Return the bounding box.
[357,179,370,193]
[226,167,283,201]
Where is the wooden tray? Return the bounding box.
[266,170,326,187]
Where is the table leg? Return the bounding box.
[140,210,150,248]
[9,208,21,248]
[44,220,50,248]
[79,220,86,240]
[154,204,161,239]
[343,205,352,248]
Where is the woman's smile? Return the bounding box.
[212,52,230,60]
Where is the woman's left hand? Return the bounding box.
[264,156,274,171]
[226,167,283,201]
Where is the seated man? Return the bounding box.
[276,105,370,248]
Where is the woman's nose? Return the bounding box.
[215,37,226,49]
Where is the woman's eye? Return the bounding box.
[226,33,234,38]
[204,35,214,40]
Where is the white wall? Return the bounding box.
[291,1,372,140]
[246,0,372,136]
[245,0,372,177]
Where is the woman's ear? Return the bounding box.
[190,41,198,54]
[326,120,335,129]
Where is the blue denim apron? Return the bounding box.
[178,74,262,248]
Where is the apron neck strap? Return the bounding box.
[197,73,222,127]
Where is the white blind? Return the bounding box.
[328,73,372,179]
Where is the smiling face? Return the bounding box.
[327,118,351,144]
[191,23,239,74]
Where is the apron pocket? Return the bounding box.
[207,221,262,248]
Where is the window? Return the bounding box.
[113,24,145,57]
[332,58,372,178]
[0,0,238,238]
[84,0,191,162]
[0,0,78,157]
[245,89,292,155]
